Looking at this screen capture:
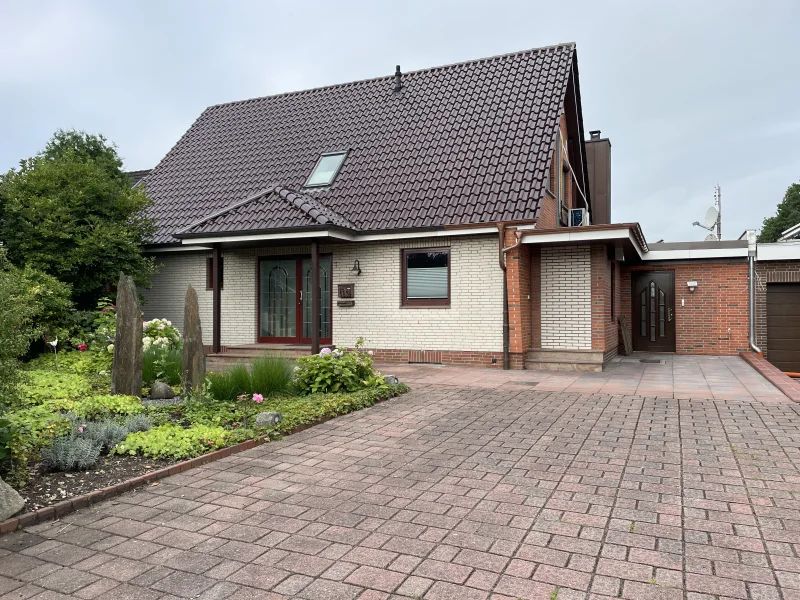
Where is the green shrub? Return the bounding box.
[293,342,386,395]
[0,250,41,409]
[41,434,101,471]
[250,356,292,396]
[184,399,242,427]
[113,424,229,460]
[142,344,182,386]
[4,405,71,481]
[72,395,144,420]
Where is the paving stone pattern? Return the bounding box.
[3,365,800,598]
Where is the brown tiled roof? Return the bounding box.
[127,169,151,187]
[178,184,355,235]
[144,43,576,244]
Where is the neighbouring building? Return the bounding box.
[136,42,786,372]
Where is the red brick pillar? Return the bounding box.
[505,228,532,369]
[590,245,610,356]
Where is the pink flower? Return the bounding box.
[102,307,110,313]
[78,425,86,433]
[77,343,87,352]
[253,393,264,403]
[367,350,374,356]
[320,348,332,355]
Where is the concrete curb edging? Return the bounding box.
[0,390,403,536]
[740,351,800,403]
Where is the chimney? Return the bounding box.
[393,65,402,92]
[585,130,611,224]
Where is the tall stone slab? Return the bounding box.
[182,285,206,395]
[111,272,143,396]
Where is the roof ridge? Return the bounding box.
[174,186,277,235]
[272,185,357,229]
[206,42,576,110]
[175,184,358,236]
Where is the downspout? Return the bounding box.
[749,249,761,354]
[498,224,524,370]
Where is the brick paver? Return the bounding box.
[3,359,800,599]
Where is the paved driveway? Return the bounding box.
[2,358,800,600]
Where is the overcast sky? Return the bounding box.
[2,0,798,242]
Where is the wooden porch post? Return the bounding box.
[212,244,222,354]
[311,240,320,355]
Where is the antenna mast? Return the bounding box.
[715,184,722,240]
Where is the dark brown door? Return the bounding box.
[632,271,676,352]
[766,283,800,372]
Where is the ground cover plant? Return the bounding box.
[0,333,408,513]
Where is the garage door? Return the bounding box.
[767,283,800,373]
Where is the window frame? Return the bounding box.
[206,256,223,290]
[400,247,451,308]
[303,151,348,188]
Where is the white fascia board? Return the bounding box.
[757,242,800,261]
[521,227,645,259]
[144,246,212,253]
[179,227,498,246]
[644,247,748,261]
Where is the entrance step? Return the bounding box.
[525,349,605,373]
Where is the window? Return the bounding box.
[206,256,223,290]
[304,151,347,187]
[401,248,450,306]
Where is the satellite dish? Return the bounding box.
[705,206,719,229]
[704,233,718,242]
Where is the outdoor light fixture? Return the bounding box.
[687,281,698,293]
[350,260,362,276]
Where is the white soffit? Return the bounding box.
[757,241,800,261]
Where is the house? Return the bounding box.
[138,42,767,371]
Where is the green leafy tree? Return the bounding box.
[0,130,155,307]
[759,182,800,243]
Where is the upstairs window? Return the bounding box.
[401,248,450,307]
[305,151,347,187]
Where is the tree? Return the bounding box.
[759,182,800,243]
[0,130,155,307]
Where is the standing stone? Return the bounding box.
[111,272,143,396]
[182,285,206,395]
[0,476,25,521]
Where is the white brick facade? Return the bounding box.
[142,234,503,352]
[540,245,591,349]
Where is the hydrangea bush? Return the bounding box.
[293,337,386,395]
[142,318,181,350]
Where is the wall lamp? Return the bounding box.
[350,260,362,276]
[687,281,697,293]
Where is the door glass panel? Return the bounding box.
[640,290,647,336]
[260,259,296,338]
[649,282,656,342]
[302,257,331,339]
[659,290,666,337]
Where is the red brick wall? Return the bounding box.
[503,227,532,368]
[620,262,749,355]
[754,261,800,359]
[538,113,570,230]
[374,348,507,368]
[589,246,620,362]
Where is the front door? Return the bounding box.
[632,271,676,352]
[258,256,331,343]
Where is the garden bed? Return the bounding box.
[19,454,172,512]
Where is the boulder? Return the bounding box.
[149,381,176,400]
[255,412,282,427]
[111,272,143,397]
[182,285,206,395]
[0,476,24,521]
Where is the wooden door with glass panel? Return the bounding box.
[258,256,331,344]
[632,271,676,352]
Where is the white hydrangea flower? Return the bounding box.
[107,344,114,353]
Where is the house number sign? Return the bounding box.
[337,283,355,307]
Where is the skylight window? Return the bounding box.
[305,151,347,187]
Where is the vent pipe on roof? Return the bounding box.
[589,130,601,140]
[394,65,402,92]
